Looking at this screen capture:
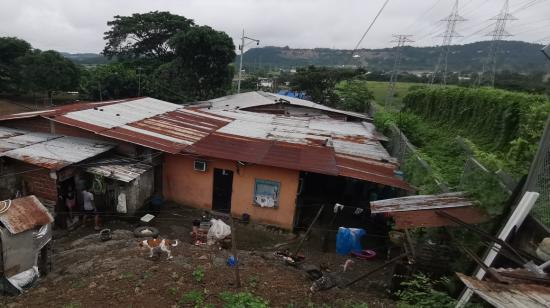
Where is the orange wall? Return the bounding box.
[163,154,300,229]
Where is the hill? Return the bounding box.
[239,40,549,73]
[60,52,112,65]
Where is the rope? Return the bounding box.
[0,199,12,214]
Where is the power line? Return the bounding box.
[349,0,391,61]
[385,35,414,110]
[430,0,466,85]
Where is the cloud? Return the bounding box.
[0,0,548,53]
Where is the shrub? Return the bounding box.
[219,291,269,308]
[192,266,205,283]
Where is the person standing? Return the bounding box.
[65,185,76,219]
[82,188,100,230]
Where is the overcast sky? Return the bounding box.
[1,0,549,53]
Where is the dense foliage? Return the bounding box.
[396,274,457,308]
[403,86,550,176]
[334,80,374,112]
[103,11,194,62]
[290,66,364,106]
[0,37,32,92]
[18,50,80,99]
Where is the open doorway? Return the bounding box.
[212,168,233,213]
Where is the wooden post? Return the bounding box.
[293,204,325,257]
[229,214,241,288]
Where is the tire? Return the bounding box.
[134,226,160,238]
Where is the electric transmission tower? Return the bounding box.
[385,35,414,110]
[481,0,516,87]
[430,0,466,85]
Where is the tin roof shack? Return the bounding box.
[84,157,154,215]
[0,95,410,229]
[0,126,114,227]
[0,195,54,294]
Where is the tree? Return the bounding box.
[0,37,32,92]
[80,63,139,100]
[167,26,236,100]
[18,50,80,100]
[334,80,374,112]
[291,66,362,106]
[103,11,194,62]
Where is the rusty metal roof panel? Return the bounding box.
[51,105,231,154]
[0,127,59,153]
[370,192,475,213]
[390,206,489,229]
[332,139,396,163]
[60,97,181,129]
[0,98,138,121]
[187,133,339,175]
[206,91,371,120]
[457,273,550,308]
[1,135,114,170]
[85,157,152,182]
[335,154,411,190]
[0,195,54,234]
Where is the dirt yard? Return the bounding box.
[1,205,397,307]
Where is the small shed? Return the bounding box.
[371,192,489,229]
[0,195,54,294]
[84,157,154,215]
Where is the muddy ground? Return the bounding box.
[1,204,397,307]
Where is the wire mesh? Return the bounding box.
[526,122,550,227]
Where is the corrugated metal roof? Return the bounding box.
[0,195,54,234]
[0,98,139,121]
[0,127,59,153]
[457,272,550,308]
[370,192,475,213]
[85,157,152,182]
[206,91,371,120]
[52,102,230,154]
[0,97,410,189]
[0,127,114,170]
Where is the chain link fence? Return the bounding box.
[386,124,449,193]
[524,116,550,228]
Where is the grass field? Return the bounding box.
[367,81,424,111]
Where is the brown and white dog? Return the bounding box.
[138,238,178,260]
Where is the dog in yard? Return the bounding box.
[138,238,178,260]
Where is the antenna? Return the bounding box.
[430,0,466,85]
[385,34,414,110]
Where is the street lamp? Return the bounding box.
[237,29,260,94]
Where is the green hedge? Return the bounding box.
[403,86,550,175]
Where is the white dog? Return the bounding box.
[138,238,178,260]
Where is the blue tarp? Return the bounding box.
[336,227,366,256]
[276,90,308,99]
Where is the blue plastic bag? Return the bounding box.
[336,227,366,256]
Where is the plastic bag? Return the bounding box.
[336,227,366,256]
[207,219,231,245]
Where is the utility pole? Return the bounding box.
[385,34,414,110]
[482,0,516,87]
[237,29,260,94]
[137,67,143,96]
[430,0,465,85]
[98,80,102,101]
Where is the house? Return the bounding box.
[0,93,410,229]
[0,195,54,294]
